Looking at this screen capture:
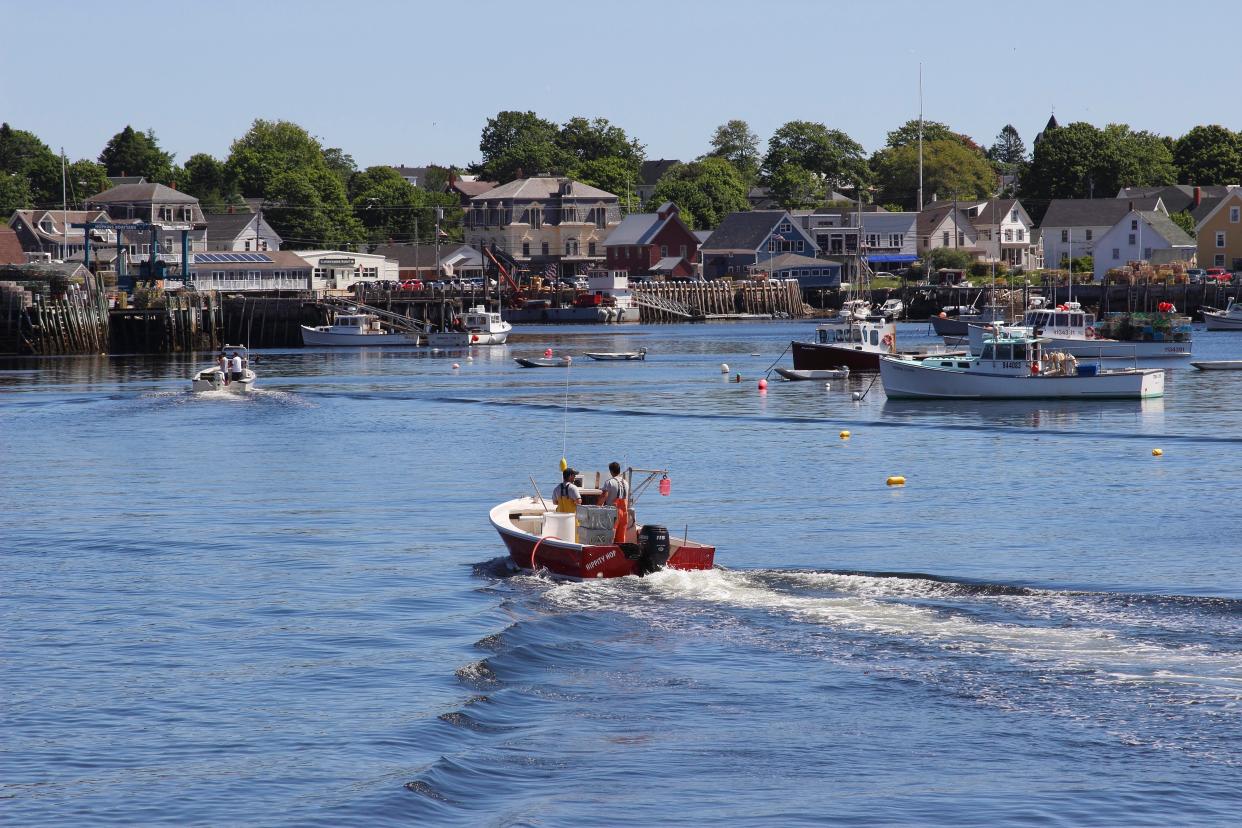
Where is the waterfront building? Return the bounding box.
[916,202,980,258]
[1193,189,1242,271]
[295,250,400,290]
[699,210,818,279]
[370,243,485,281]
[751,252,841,288]
[84,183,208,274]
[203,211,283,252]
[603,201,699,280]
[463,176,621,279]
[1092,210,1196,281]
[967,199,1039,270]
[187,250,313,292]
[8,209,112,263]
[1040,197,1164,271]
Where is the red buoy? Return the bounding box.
[659,475,671,496]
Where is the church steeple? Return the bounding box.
[1034,111,1060,146]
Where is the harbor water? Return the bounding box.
[3,321,1241,826]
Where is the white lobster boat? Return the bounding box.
[880,332,1165,400]
[963,305,1193,359]
[301,314,421,346]
[427,305,512,348]
[1202,301,1242,331]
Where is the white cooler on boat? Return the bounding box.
[541,511,576,541]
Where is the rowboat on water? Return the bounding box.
[774,367,850,381]
[1191,361,1242,370]
[584,348,647,361]
[515,356,573,368]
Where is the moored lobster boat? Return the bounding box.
[490,469,715,580]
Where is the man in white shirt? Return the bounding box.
[229,352,244,382]
[600,462,630,544]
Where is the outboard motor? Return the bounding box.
[636,524,671,576]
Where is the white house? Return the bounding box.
[1040,197,1164,271]
[203,211,283,252]
[917,203,980,257]
[1092,210,1196,281]
[296,250,400,291]
[968,200,1038,270]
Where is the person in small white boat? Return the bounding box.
[553,468,582,513]
[229,352,243,383]
[217,353,230,385]
[600,461,630,544]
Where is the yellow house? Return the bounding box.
[1195,189,1242,271]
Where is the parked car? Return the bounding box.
[397,279,423,292]
[1206,267,1231,283]
[1187,268,1207,284]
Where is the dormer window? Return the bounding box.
[39,216,56,234]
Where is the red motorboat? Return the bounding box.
[489,469,715,580]
[791,315,897,372]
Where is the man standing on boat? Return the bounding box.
[229,351,243,383]
[218,353,230,386]
[553,468,581,513]
[601,462,630,544]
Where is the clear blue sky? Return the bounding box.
[4,0,1240,170]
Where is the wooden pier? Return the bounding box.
[1,276,110,356]
[631,279,806,323]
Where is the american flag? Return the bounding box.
[544,262,558,280]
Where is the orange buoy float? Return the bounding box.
[886,476,906,487]
[757,378,768,390]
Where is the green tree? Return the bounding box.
[872,140,995,208]
[1169,210,1196,238]
[226,119,331,197]
[648,158,749,230]
[1019,121,1111,219]
[1174,125,1242,185]
[885,119,961,149]
[264,168,364,249]
[0,123,61,207]
[987,124,1027,164]
[556,117,644,166]
[67,159,110,204]
[473,110,567,182]
[762,121,870,190]
[1102,124,1176,190]
[98,126,175,183]
[767,163,825,210]
[0,172,33,216]
[181,153,238,212]
[926,247,972,271]
[705,119,761,183]
[570,157,638,208]
[322,147,357,189]
[350,166,425,243]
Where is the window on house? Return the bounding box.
[1061,229,1069,242]
[244,240,251,251]
[1004,229,1013,242]
[779,222,792,233]
[1231,206,1241,223]
[1017,229,1025,241]
[768,240,776,252]
[796,240,804,252]
[889,233,903,247]
[530,205,542,229]
[1143,247,1152,259]
[1011,209,1019,221]
[660,245,668,257]
[1128,234,1136,245]
[595,208,607,229]
[1131,219,1138,230]
[679,245,687,257]
[1085,229,1092,241]
[1112,248,1119,260]
[1215,254,1226,266]
[957,233,965,246]
[942,231,950,246]
[866,234,879,247]
[522,242,530,256]
[541,242,549,256]
[1217,231,1226,248]
[588,242,596,256]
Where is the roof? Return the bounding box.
[0,227,26,264]
[650,256,686,272]
[192,251,311,271]
[86,182,199,205]
[471,176,617,202]
[603,212,669,247]
[107,175,146,186]
[701,211,788,252]
[693,230,712,244]
[1193,190,1242,230]
[764,252,836,271]
[969,199,1022,227]
[370,243,476,269]
[1138,210,1195,247]
[11,210,109,240]
[202,212,257,239]
[1117,184,1234,213]
[917,204,971,237]
[639,159,680,186]
[393,165,429,181]
[1041,197,1163,228]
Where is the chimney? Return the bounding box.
[1194,186,1202,207]
[1128,201,1134,212]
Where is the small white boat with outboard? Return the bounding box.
[879,331,1164,400]
[191,345,256,393]
[427,305,512,348]
[584,348,646,361]
[1202,300,1242,331]
[878,297,904,320]
[774,367,850,381]
[1191,361,1242,370]
[301,313,421,346]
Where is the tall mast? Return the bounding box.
[917,63,924,213]
[60,148,68,260]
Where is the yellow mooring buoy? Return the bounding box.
[886,476,906,487]
[840,430,851,439]
[1152,448,1163,457]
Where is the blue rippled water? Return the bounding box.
[3,321,1241,826]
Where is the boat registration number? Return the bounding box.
[1002,361,1024,369]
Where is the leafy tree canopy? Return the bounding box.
[705,119,761,183]
[67,159,111,205]
[556,116,643,167]
[322,147,357,189]
[872,139,995,209]
[648,157,749,230]
[987,125,1027,164]
[473,110,567,182]
[885,119,961,149]
[1169,210,1196,238]
[570,156,640,210]
[226,119,333,198]
[0,122,62,206]
[762,121,870,189]
[98,126,176,183]
[767,163,825,210]
[1174,125,1242,185]
[0,171,32,217]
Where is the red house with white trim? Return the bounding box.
[604,202,699,279]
